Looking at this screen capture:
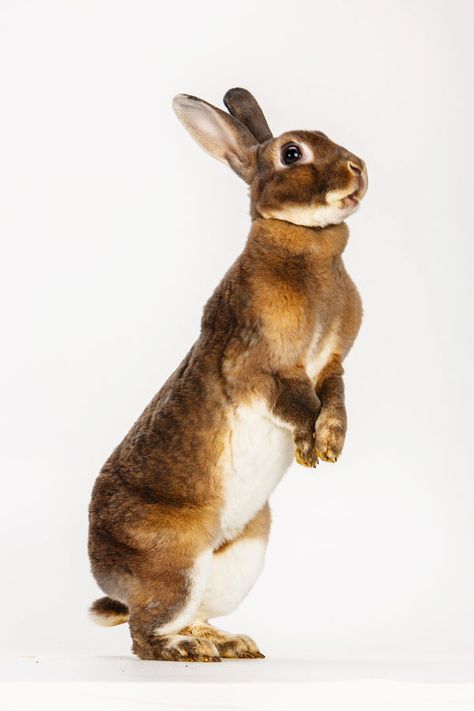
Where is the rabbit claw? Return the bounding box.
[314,419,344,463]
[295,444,319,468]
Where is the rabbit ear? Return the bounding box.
[223,88,273,143]
[173,94,258,183]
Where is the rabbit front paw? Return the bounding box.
[294,431,319,468]
[314,415,345,463]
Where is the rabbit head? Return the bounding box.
[173,88,367,229]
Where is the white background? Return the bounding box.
[0,0,473,669]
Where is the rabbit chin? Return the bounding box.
[262,200,359,229]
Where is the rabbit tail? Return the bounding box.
[89,596,129,626]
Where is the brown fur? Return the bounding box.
[88,88,366,661]
[224,87,273,143]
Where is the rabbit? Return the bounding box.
[88,87,367,662]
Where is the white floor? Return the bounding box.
[1,656,474,710]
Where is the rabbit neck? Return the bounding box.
[249,218,349,260]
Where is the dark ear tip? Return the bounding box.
[223,88,272,143]
[224,87,250,97]
[224,87,252,108]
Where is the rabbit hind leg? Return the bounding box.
[129,548,221,662]
[181,504,270,659]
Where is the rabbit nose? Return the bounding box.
[348,161,362,175]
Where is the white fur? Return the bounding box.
[154,548,212,635]
[197,537,267,620]
[218,400,294,545]
[265,200,359,228]
[305,328,340,382]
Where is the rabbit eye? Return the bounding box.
[281,143,302,165]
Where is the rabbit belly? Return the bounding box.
[218,401,294,544]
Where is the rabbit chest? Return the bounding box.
[217,322,339,545]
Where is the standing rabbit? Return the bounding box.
[88,88,367,662]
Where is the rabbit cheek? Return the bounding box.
[255,164,317,215]
[256,168,355,228]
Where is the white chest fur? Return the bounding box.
[305,325,340,382]
[217,401,294,545]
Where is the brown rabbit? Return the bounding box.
[88,88,367,662]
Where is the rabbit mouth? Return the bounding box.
[327,172,366,209]
[328,187,360,211]
[340,177,366,208]
[338,168,367,208]
[342,189,360,207]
